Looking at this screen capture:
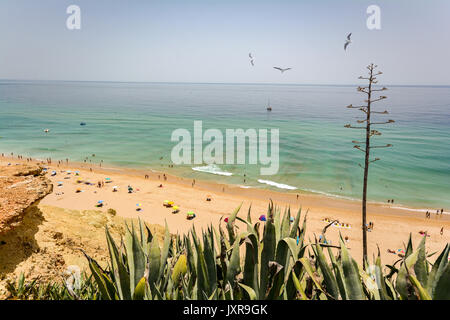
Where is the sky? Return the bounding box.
[0,0,449,85]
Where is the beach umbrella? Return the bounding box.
[259,215,266,222]
[57,181,63,186]
[290,217,294,223]
[98,200,104,204]
[136,203,142,207]
[105,177,111,181]
[224,217,229,223]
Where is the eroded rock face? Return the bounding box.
[0,164,52,235]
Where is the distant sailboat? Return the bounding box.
[266,99,272,111]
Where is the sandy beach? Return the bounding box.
[2,156,449,266]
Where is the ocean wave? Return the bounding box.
[192,164,233,176]
[257,179,297,190]
[389,206,447,214]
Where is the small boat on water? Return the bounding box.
[266,99,272,111]
[44,129,49,133]
[80,122,86,126]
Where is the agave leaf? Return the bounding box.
[299,257,324,293]
[242,233,259,299]
[360,269,380,300]
[148,238,161,290]
[291,269,308,300]
[396,247,421,300]
[297,210,308,247]
[339,237,365,300]
[138,218,148,253]
[172,254,188,285]
[405,233,413,258]
[312,242,340,299]
[326,244,347,300]
[406,273,430,300]
[374,249,389,300]
[432,262,450,300]
[427,244,449,296]
[226,203,242,244]
[105,227,131,300]
[280,208,291,239]
[289,207,302,238]
[413,236,428,287]
[132,277,147,300]
[238,283,257,300]
[192,232,209,299]
[158,221,172,281]
[259,206,276,298]
[82,250,115,300]
[124,222,146,296]
[226,236,241,285]
[203,227,218,297]
[273,206,281,243]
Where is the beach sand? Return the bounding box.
[2,157,449,266]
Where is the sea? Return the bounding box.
[0,80,449,210]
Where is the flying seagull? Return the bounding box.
[344,33,352,51]
[273,67,292,73]
[249,52,254,66]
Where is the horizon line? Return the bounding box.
[1,78,449,88]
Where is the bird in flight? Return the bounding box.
[273,67,292,73]
[344,33,352,51]
[249,52,254,66]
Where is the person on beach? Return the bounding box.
[441,227,444,236]
[441,209,444,215]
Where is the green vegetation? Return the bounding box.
[6,203,450,300]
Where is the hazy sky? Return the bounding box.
[0,0,449,85]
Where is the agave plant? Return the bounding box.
[8,203,450,300]
[81,202,310,300]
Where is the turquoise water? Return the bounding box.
[0,80,449,210]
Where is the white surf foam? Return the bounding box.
[257,179,297,190]
[192,164,233,176]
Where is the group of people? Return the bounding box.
[425,208,444,219]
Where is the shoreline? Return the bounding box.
[1,154,447,218]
